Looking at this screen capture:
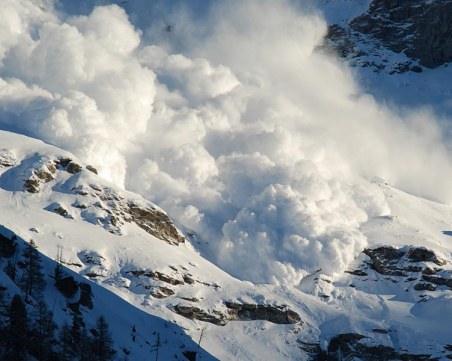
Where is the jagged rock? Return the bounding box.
[66,161,83,174]
[350,0,452,68]
[127,202,185,245]
[24,159,57,193]
[406,247,446,266]
[323,0,452,71]
[225,302,301,324]
[151,286,175,298]
[173,304,229,326]
[363,246,406,276]
[422,274,452,289]
[414,283,436,292]
[127,269,185,285]
[173,301,301,326]
[70,182,184,245]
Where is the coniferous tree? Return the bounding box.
[80,322,94,361]
[0,285,9,358]
[5,259,16,282]
[30,300,57,360]
[91,316,116,361]
[20,240,46,302]
[54,245,63,285]
[59,322,74,360]
[6,294,28,361]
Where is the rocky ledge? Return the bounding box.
[173,301,301,326]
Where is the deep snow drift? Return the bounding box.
[1,0,452,286]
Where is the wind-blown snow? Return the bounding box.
[1,0,451,285]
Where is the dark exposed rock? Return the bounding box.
[173,304,229,326]
[323,0,452,70]
[127,202,185,245]
[151,286,175,298]
[70,182,185,245]
[325,333,437,361]
[345,269,368,276]
[86,165,98,174]
[150,271,184,285]
[66,161,83,174]
[414,283,436,291]
[173,301,301,326]
[127,269,185,285]
[406,247,446,266]
[350,0,452,68]
[363,246,406,276]
[24,178,42,193]
[225,302,301,324]
[24,160,57,193]
[353,246,451,294]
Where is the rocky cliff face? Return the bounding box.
[323,0,452,71]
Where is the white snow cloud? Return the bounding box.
[1,0,451,285]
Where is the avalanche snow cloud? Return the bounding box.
[1,0,451,285]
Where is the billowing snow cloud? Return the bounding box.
[1,0,451,285]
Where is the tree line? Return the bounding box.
[0,238,117,361]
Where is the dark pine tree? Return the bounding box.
[59,322,74,360]
[6,294,28,361]
[20,240,46,302]
[91,316,116,361]
[29,300,57,360]
[5,259,17,282]
[0,285,9,358]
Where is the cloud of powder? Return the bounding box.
[1,0,451,285]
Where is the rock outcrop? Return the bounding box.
[325,333,436,361]
[173,301,301,326]
[323,0,452,71]
[347,245,451,293]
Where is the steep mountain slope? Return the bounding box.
[1,131,452,360]
[321,0,452,117]
[1,0,452,360]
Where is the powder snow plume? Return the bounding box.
[1,0,452,285]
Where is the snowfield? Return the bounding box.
[1,0,452,360]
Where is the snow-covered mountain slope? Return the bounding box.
[1,131,452,360]
[321,0,452,118]
[1,0,452,360]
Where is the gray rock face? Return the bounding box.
[323,0,452,70]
